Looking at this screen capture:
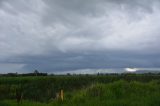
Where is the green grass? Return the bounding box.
[0,100,50,106]
[1,80,160,106]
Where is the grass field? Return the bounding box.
[0,74,160,106]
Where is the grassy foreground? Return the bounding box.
[1,80,160,106]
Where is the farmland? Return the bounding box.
[0,74,160,106]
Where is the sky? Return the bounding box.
[0,0,160,73]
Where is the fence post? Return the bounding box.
[60,89,64,101]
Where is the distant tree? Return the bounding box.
[97,72,100,76]
[67,73,71,76]
[34,70,39,76]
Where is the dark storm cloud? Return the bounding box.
[0,0,160,73]
[3,51,160,73]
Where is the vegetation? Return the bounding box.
[0,74,160,106]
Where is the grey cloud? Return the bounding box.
[42,0,157,26]
[0,0,160,73]
[2,51,160,73]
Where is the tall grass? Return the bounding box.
[1,77,160,106]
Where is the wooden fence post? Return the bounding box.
[60,89,64,101]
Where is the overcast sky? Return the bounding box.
[0,0,160,73]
